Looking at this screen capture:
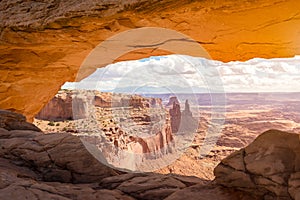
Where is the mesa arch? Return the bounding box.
[0,0,300,121]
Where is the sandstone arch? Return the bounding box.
[0,0,299,120]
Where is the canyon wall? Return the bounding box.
[36,90,174,164]
[1,0,300,120]
[36,90,89,121]
[93,92,162,108]
[36,90,162,121]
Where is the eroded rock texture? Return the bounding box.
[1,0,300,120]
[0,110,256,200]
[214,129,300,199]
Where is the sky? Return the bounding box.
[62,55,300,93]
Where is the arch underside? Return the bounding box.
[0,0,299,120]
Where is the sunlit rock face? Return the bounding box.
[1,0,300,120]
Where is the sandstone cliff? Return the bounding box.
[93,91,162,108]
[35,90,175,171]
[36,90,162,121]
[35,90,86,121]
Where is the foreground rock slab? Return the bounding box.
[215,129,300,199]
[0,127,255,200]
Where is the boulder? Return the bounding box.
[214,129,300,199]
[0,109,41,132]
[0,128,120,183]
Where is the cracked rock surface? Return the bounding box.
[214,129,300,200]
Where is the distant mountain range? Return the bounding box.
[101,86,210,94]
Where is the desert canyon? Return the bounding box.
[1,0,300,199]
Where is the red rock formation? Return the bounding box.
[128,123,174,156]
[169,101,181,133]
[36,90,173,160]
[94,95,112,108]
[166,96,180,107]
[36,90,162,121]
[0,110,260,199]
[36,91,73,121]
[93,92,161,108]
[36,90,88,121]
[150,98,162,107]
[179,99,198,133]
[182,100,193,117]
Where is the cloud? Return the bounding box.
[62,55,300,93]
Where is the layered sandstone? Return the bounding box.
[1,0,300,120]
[35,90,174,171]
[93,91,162,108]
[35,90,88,121]
[36,90,162,121]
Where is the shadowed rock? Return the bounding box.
[214,129,300,199]
[0,128,120,183]
[0,109,41,132]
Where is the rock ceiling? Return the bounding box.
[0,0,300,120]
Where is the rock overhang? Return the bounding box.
[1,0,300,120]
